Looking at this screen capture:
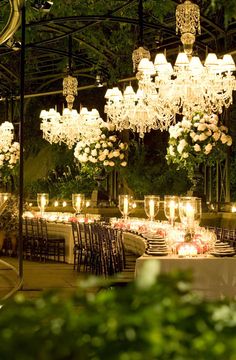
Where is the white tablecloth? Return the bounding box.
[47,222,74,264]
[136,254,236,299]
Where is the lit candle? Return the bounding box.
[149,199,155,218]
[41,195,46,207]
[123,197,129,216]
[76,196,81,211]
[186,202,195,228]
[86,200,90,208]
[54,201,59,207]
[169,200,175,220]
[62,201,67,207]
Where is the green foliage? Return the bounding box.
[121,136,189,198]
[1,263,236,359]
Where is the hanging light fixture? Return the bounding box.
[153,0,236,116]
[105,0,236,138]
[105,0,176,138]
[40,37,106,148]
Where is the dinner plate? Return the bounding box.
[210,252,235,257]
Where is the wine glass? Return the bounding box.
[179,196,198,236]
[118,195,133,221]
[144,195,160,222]
[37,193,49,217]
[72,194,85,215]
[164,195,179,226]
[194,198,202,229]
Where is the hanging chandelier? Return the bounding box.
[40,73,106,149]
[105,0,236,138]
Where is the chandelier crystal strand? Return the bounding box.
[62,74,78,110]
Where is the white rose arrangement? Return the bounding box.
[166,113,232,178]
[74,131,128,174]
[0,141,20,182]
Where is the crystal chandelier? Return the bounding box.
[105,0,236,138]
[40,74,105,148]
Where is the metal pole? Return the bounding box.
[18,1,25,282]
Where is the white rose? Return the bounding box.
[197,123,207,131]
[108,161,115,167]
[101,134,106,139]
[194,122,200,128]
[205,130,212,137]
[85,147,90,154]
[103,160,109,166]
[193,135,199,142]
[119,143,125,150]
[102,149,108,155]
[0,160,3,166]
[204,143,213,154]
[109,135,116,142]
[119,153,125,160]
[227,136,232,146]
[209,124,218,132]
[95,143,101,149]
[98,153,106,161]
[102,142,107,148]
[121,161,127,167]
[0,154,4,161]
[91,149,97,157]
[177,139,187,154]
[108,142,113,147]
[113,150,120,157]
[221,133,228,144]
[212,131,221,141]
[199,133,207,141]
[182,152,189,159]
[193,144,201,152]
[190,132,196,139]
[108,152,114,159]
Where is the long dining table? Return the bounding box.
[123,232,236,300]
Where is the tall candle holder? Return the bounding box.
[37,193,49,217]
[144,195,160,222]
[118,194,133,221]
[164,195,179,226]
[179,196,201,240]
[72,194,85,214]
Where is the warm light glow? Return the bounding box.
[149,199,155,218]
[54,201,59,207]
[169,201,175,220]
[62,201,67,207]
[232,206,236,213]
[123,197,129,216]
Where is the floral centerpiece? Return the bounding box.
[0,140,20,184]
[74,130,128,176]
[166,113,232,180]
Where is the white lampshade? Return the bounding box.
[154,53,167,66]
[204,53,218,67]
[189,56,203,74]
[174,52,189,67]
[138,58,155,75]
[222,54,236,72]
[123,85,136,99]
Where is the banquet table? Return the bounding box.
[122,231,236,299]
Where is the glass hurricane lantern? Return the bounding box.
[144,195,160,222]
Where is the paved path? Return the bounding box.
[0,252,137,300]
